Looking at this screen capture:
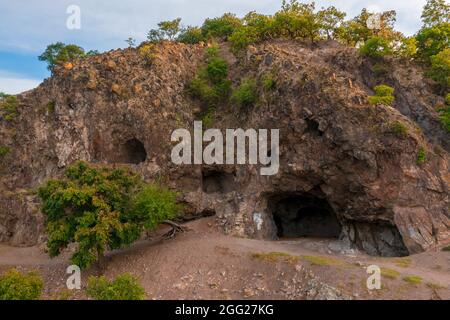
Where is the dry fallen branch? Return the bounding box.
[162,220,190,239]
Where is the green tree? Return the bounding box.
[125,37,136,47]
[416,22,450,62]
[201,13,242,39]
[421,0,450,27]
[159,18,182,40]
[178,26,205,44]
[428,48,450,89]
[338,9,400,46]
[38,161,181,269]
[243,11,275,41]
[317,6,346,40]
[147,18,182,42]
[273,1,320,41]
[0,269,43,300]
[38,42,86,72]
[86,274,146,300]
[397,37,418,58]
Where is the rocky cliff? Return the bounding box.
[0,40,448,256]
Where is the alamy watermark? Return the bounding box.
[66,5,81,30]
[171,121,280,176]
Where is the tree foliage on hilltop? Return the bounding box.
[38,42,100,72]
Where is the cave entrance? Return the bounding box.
[118,138,147,164]
[270,194,341,239]
[202,170,235,194]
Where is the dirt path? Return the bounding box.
[0,217,449,300]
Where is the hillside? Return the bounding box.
[0,38,449,300]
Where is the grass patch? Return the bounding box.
[381,268,401,279]
[390,121,409,138]
[251,252,299,263]
[442,246,450,252]
[47,101,56,114]
[262,73,276,91]
[417,147,427,165]
[0,146,10,158]
[300,255,346,267]
[402,275,422,285]
[368,85,395,106]
[394,257,412,268]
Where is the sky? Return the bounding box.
[0,0,431,94]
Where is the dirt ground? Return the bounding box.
[0,217,449,300]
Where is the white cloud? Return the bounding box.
[0,70,42,94]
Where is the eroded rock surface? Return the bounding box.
[0,40,448,255]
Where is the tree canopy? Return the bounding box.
[38,161,181,269]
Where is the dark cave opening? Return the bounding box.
[119,138,147,164]
[202,170,236,194]
[305,119,323,137]
[270,194,341,239]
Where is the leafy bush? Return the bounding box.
[138,43,157,63]
[38,161,181,269]
[232,77,258,107]
[206,58,229,84]
[0,146,10,158]
[391,121,409,137]
[86,274,146,300]
[428,48,450,89]
[262,73,277,91]
[228,26,259,53]
[360,36,393,58]
[188,78,218,103]
[438,106,450,132]
[39,42,86,72]
[178,27,205,44]
[132,185,180,230]
[368,85,395,106]
[445,93,450,105]
[201,13,242,39]
[0,94,18,121]
[417,147,427,165]
[0,269,43,300]
[187,47,231,108]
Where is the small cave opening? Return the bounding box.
[202,170,236,194]
[304,119,323,137]
[270,194,341,239]
[118,138,147,164]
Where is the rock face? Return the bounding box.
[0,40,448,256]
